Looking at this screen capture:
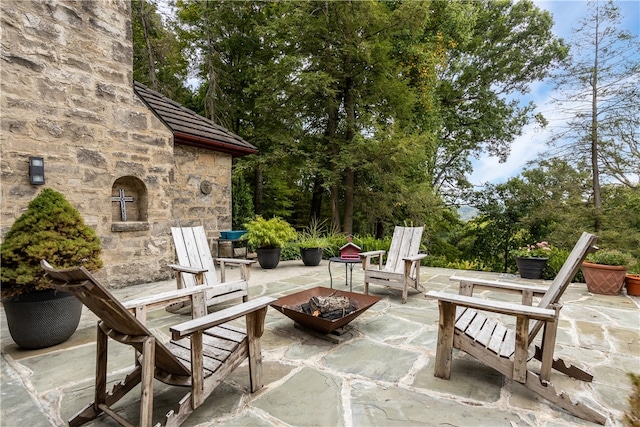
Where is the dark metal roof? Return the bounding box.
[133,81,258,157]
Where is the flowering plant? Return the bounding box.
[511,241,553,258]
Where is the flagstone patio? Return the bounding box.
[1,261,638,426]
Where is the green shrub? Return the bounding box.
[1,188,103,298]
[446,259,489,272]
[586,249,634,268]
[295,218,329,249]
[244,216,297,250]
[280,241,300,261]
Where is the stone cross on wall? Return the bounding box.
[111,189,134,221]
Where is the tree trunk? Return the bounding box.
[343,169,354,234]
[591,12,602,232]
[327,96,341,232]
[331,183,341,233]
[342,73,355,234]
[203,3,217,122]
[310,175,324,223]
[137,0,157,90]
[254,167,263,215]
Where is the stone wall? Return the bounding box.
[0,0,233,286]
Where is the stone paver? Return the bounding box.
[1,261,638,426]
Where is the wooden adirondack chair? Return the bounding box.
[425,232,607,425]
[41,260,274,427]
[360,226,427,303]
[169,226,254,310]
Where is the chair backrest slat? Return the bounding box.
[528,232,597,340]
[41,261,191,377]
[171,226,219,287]
[384,226,423,274]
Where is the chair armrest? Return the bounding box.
[171,296,276,339]
[168,264,208,275]
[450,275,547,297]
[123,285,215,310]
[360,250,385,258]
[360,250,385,270]
[404,253,428,262]
[215,258,255,282]
[215,258,255,266]
[425,291,556,321]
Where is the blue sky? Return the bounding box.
[469,0,640,186]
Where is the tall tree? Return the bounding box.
[547,0,640,231]
[171,0,569,237]
[427,0,568,203]
[131,0,192,105]
[177,1,302,218]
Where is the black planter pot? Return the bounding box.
[300,247,323,266]
[515,256,548,279]
[2,289,82,349]
[256,247,282,269]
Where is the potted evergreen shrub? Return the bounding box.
[1,188,103,349]
[244,216,297,269]
[297,219,328,267]
[511,241,553,279]
[582,249,633,295]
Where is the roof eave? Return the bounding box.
[174,131,259,157]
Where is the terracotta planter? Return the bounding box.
[515,256,548,279]
[581,262,627,295]
[625,274,640,296]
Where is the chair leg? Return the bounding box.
[513,316,529,383]
[139,336,156,427]
[70,331,143,427]
[246,306,268,392]
[533,346,594,382]
[95,323,108,410]
[434,301,456,380]
[538,317,558,384]
[402,280,409,304]
[524,372,606,425]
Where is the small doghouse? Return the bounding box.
[339,235,361,260]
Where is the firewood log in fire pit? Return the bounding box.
[297,294,357,320]
[309,295,351,314]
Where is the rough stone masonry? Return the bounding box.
[1,0,236,286]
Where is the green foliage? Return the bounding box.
[1,189,103,298]
[244,216,297,250]
[279,241,300,261]
[353,235,392,254]
[625,373,640,427]
[542,248,567,280]
[131,0,193,105]
[586,249,634,268]
[445,259,490,272]
[295,218,329,249]
[232,172,254,230]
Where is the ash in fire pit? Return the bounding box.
[296,295,357,320]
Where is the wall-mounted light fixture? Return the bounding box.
[29,157,45,185]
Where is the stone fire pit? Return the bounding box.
[270,287,381,334]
